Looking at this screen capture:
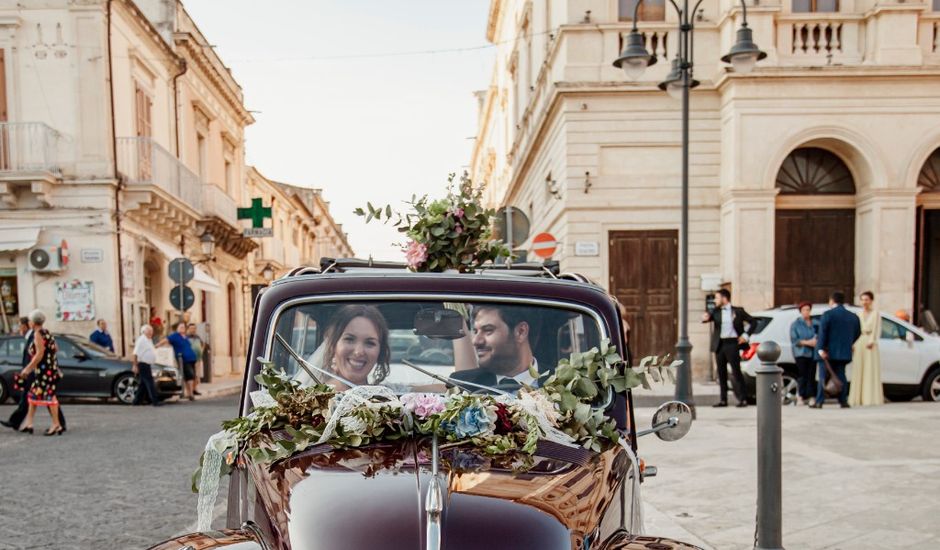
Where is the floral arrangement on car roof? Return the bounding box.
[192,341,679,494]
[353,172,511,272]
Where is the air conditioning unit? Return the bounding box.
[28,245,65,272]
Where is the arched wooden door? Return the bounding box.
[774,147,856,305]
[915,148,940,327]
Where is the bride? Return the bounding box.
[296,305,391,391]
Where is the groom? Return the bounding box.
[451,305,544,391]
[814,291,861,409]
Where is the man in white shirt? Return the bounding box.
[132,324,162,406]
[701,289,755,408]
[467,305,541,389]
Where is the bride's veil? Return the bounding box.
[293,340,329,387]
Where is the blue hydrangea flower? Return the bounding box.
[453,405,494,438]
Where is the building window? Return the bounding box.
[197,132,208,181]
[619,0,666,21]
[224,159,233,194]
[792,0,839,12]
[134,83,153,179]
[775,147,855,194]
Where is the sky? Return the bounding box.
[183,0,495,261]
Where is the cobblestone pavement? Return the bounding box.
[0,396,238,550]
[636,401,940,549]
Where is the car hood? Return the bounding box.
[247,439,628,550]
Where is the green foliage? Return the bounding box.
[354,172,512,272]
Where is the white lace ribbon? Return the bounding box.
[504,392,576,446]
[315,385,402,445]
[617,437,645,535]
[196,429,237,532]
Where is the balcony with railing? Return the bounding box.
[116,136,203,212]
[776,13,864,66]
[202,183,238,227]
[0,122,62,176]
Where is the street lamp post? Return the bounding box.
[613,0,765,414]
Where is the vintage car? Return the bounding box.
[148,259,698,550]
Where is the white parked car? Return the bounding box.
[738,304,940,403]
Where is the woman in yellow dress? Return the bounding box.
[849,291,884,406]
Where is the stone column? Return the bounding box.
[855,188,918,313]
[720,188,778,311]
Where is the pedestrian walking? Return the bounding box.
[813,291,861,409]
[2,317,67,432]
[848,291,884,406]
[701,288,755,407]
[132,325,162,406]
[789,301,818,406]
[186,323,204,396]
[89,319,115,352]
[16,310,65,435]
[159,322,198,401]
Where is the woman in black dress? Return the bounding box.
[18,309,64,436]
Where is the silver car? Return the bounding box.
[738,305,940,403]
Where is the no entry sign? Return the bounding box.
[532,232,558,259]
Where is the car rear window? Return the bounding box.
[750,316,773,335]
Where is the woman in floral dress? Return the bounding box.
[19,309,65,436]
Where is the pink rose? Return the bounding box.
[404,240,428,269]
[454,224,463,234]
[453,207,465,219]
[401,393,447,419]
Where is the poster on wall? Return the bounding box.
[56,280,96,321]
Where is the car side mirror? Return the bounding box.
[74,352,88,361]
[637,400,693,441]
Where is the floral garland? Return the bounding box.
[354,172,511,272]
[193,340,679,493]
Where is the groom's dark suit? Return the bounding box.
[703,304,756,404]
[815,304,861,405]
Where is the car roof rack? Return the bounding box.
[306,257,562,278]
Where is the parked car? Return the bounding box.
[738,305,940,403]
[0,333,182,404]
[146,258,700,550]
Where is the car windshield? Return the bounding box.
[269,298,604,394]
[67,335,117,358]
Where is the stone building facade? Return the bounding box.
[470,0,940,376]
[0,0,352,377]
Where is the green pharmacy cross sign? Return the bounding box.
[238,198,273,238]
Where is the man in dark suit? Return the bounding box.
[450,305,547,392]
[702,289,755,407]
[2,316,67,430]
[813,291,861,408]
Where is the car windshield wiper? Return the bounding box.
[400,359,511,397]
[273,333,359,389]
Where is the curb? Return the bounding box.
[199,384,242,399]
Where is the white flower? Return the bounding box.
[518,389,561,427]
[340,415,368,435]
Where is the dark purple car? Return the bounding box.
[148,260,697,550]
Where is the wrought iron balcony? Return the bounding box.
[0,122,62,175]
[116,136,203,211]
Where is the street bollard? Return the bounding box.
[756,340,783,550]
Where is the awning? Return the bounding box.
[0,227,40,252]
[142,235,221,294]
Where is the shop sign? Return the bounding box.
[56,280,95,321]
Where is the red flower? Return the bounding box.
[494,404,513,435]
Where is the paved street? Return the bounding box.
[637,401,940,549]
[0,396,238,550]
[3,395,938,549]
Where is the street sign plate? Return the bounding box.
[243,228,274,238]
[492,206,530,248]
[168,257,194,284]
[574,241,600,256]
[532,232,557,259]
[169,286,195,311]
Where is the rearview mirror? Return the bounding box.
[414,309,466,340]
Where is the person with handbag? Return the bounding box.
[813,291,861,409]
